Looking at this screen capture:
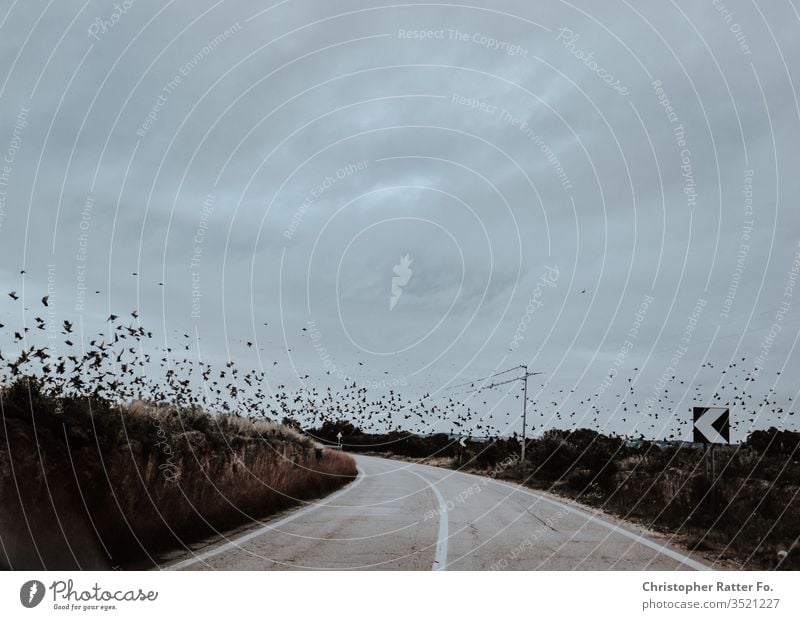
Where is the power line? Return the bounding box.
[446,365,525,392]
[453,364,544,471]
[462,374,522,393]
[462,371,543,394]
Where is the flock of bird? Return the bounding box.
[0,286,795,441]
[477,359,796,442]
[0,288,494,434]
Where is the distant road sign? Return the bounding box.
[693,407,730,444]
[458,436,467,448]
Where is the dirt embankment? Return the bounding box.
[0,385,356,570]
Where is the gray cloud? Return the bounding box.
[1,0,799,440]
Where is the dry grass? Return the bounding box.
[125,400,309,443]
[0,383,357,569]
[102,404,357,567]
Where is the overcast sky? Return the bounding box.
[1,0,799,440]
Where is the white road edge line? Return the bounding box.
[440,464,710,571]
[410,470,449,571]
[167,466,365,570]
[485,477,710,571]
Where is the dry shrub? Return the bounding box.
[0,388,357,569]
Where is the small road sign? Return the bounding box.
[693,407,730,444]
[458,436,467,448]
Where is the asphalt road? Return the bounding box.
[167,454,710,571]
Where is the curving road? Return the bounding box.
[167,454,710,571]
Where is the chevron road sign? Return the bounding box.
[693,407,730,444]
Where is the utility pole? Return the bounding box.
[519,366,544,476]
[448,365,542,474]
[521,364,528,465]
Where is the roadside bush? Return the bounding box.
[0,378,357,569]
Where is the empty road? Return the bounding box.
[167,454,709,571]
